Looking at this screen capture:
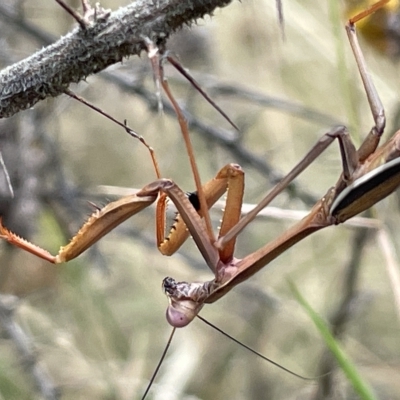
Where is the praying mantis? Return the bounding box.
[0,0,398,325]
[0,0,399,398]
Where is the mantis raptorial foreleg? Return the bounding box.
[157,163,244,261]
[0,195,157,264]
[0,164,244,269]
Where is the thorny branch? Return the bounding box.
[0,0,233,118]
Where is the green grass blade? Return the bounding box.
[288,280,377,400]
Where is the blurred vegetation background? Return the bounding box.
[0,0,399,399]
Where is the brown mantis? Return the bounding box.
[1,0,397,324]
[0,0,399,395]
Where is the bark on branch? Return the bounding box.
[0,0,233,118]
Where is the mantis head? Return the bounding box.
[163,277,207,327]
